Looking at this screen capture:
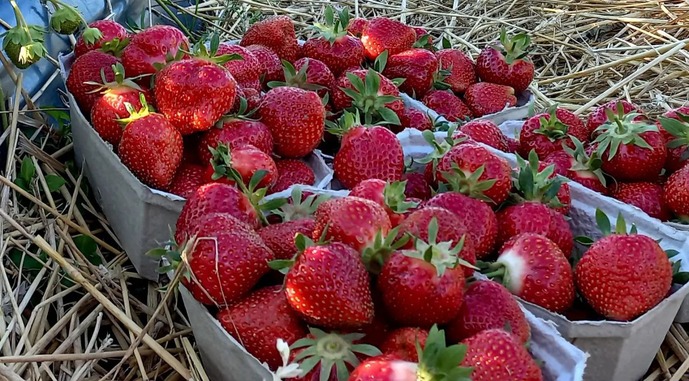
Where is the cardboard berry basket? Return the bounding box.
[174,185,587,381]
[397,127,689,381]
[58,52,334,281]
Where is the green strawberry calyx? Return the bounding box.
[46,0,98,38]
[666,250,689,285]
[269,187,331,222]
[416,325,473,380]
[310,5,351,44]
[593,104,658,161]
[383,180,420,214]
[267,59,327,92]
[147,230,193,280]
[534,106,570,141]
[340,68,402,126]
[2,10,49,70]
[659,114,689,157]
[268,232,330,274]
[403,218,476,277]
[510,149,567,209]
[438,163,497,204]
[415,124,467,180]
[85,63,146,94]
[191,32,242,65]
[412,33,434,51]
[361,226,409,275]
[564,136,608,187]
[497,26,531,64]
[117,93,155,126]
[326,110,389,137]
[290,328,382,380]
[574,208,638,246]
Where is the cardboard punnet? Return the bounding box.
[178,185,587,381]
[58,52,334,281]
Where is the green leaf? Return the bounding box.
[45,174,66,192]
[20,157,35,182]
[14,178,29,192]
[73,235,102,266]
[595,208,611,236]
[8,248,46,272]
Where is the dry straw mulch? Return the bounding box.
[1,0,689,380]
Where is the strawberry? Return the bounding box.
[347,17,369,37]
[350,179,420,227]
[331,69,405,125]
[425,192,498,259]
[658,111,689,173]
[400,107,434,132]
[239,15,299,62]
[461,329,543,381]
[179,213,274,306]
[245,44,284,84]
[258,86,326,158]
[485,233,575,313]
[117,100,182,190]
[269,159,316,194]
[592,109,667,182]
[575,211,673,320]
[446,280,530,344]
[168,163,205,199]
[66,50,118,113]
[611,182,672,221]
[312,196,392,254]
[412,27,434,49]
[197,118,273,163]
[434,48,477,94]
[276,236,374,328]
[154,40,239,135]
[476,29,535,93]
[497,202,574,257]
[513,150,571,214]
[585,100,644,138]
[459,119,509,151]
[349,326,472,381]
[330,112,404,189]
[90,64,151,148]
[559,137,610,194]
[216,285,306,369]
[401,172,431,200]
[380,328,428,362]
[204,143,277,189]
[215,43,262,90]
[382,48,439,98]
[506,137,520,153]
[74,20,128,58]
[464,82,517,117]
[360,17,416,60]
[518,107,588,158]
[302,6,365,77]
[664,164,689,222]
[435,143,513,206]
[239,86,263,111]
[378,221,468,326]
[268,58,335,99]
[121,25,189,78]
[421,89,472,122]
[175,182,260,243]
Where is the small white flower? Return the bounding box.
[263,338,303,381]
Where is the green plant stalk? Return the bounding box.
[154,0,193,40]
[9,0,28,28]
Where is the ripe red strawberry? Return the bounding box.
[121,25,189,77]
[350,179,419,227]
[378,232,467,326]
[281,238,374,328]
[380,328,428,362]
[168,163,205,199]
[476,29,535,93]
[464,82,517,117]
[270,159,316,194]
[425,192,498,259]
[575,212,673,320]
[347,17,369,37]
[611,182,672,221]
[487,233,575,313]
[215,44,262,90]
[664,164,689,222]
[518,107,588,158]
[461,329,543,381]
[585,99,644,138]
[90,64,151,148]
[658,110,689,173]
[360,17,416,60]
[558,137,610,195]
[245,44,284,84]
[197,118,273,163]
[74,20,128,57]
[302,6,365,77]
[258,86,325,158]
[506,137,520,153]
[175,182,260,243]
[216,285,307,370]
[331,112,404,189]
[383,48,439,98]
[541,150,570,177]
[154,45,238,135]
[400,107,434,132]
[181,213,274,306]
[66,50,118,113]
[422,90,472,122]
[204,143,277,189]
[397,207,476,277]
[435,143,512,206]
[117,102,182,190]
[259,219,315,260]
[239,15,299,62]
[592,111,667,182]
[269,58,335,99]
[446,280,530,344]
[331,69,405,124]
[460,119,509,151]
[312,196,392,253]
[497,202,574,257]
[435,49,477,94]
[401,172,431,200]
